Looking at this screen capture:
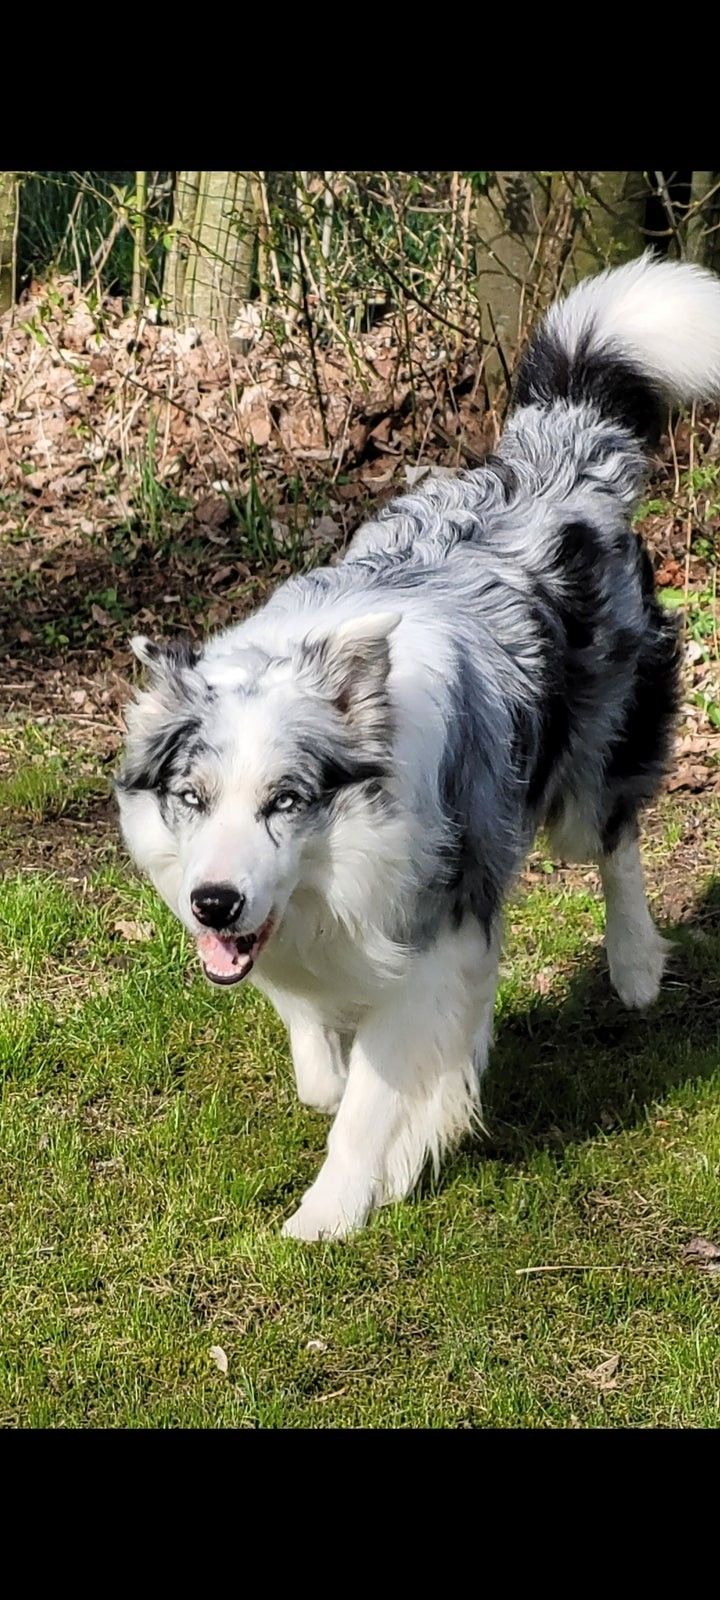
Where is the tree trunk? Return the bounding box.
[568,171,648,279]
[163,171,199,320]
[473,172,653,403]
[473,172,550,400]
[686,171,717,266]
[0,171,18,314]
[163,171,257,334]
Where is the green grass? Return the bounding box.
[0,723,109,824]
[0,759,106,823]
[1,756,719,1426]
[128,416,192,549]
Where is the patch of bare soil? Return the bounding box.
[522,794,720,932]
[0,799,116,878]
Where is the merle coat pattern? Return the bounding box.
[117,254,720,1238]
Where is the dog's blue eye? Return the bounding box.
[180,789,201,808]
[273,791,300,813]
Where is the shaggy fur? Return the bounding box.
[117,252,720,1239]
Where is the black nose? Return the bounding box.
[191,883,245,929]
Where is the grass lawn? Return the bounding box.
[1,726,719,1428]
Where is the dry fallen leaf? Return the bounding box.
[682,1236,720,1272]
[175,327,201,356]
[249,414,271,447]
[678,735,713,756]
[586,1354,620,1391]
[195,494,228,528]
[237,381,266,412]
[667,763,711,794]
[404,462,458,488]
[655,559,685,588]
[209,1345,228,1375]
[306,1338,328,1353]
[369,415,394,446]
[90,603,113,628]
[308,514,342,551]
[231,303,262,350]
[113,918,153,943]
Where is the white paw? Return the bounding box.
[296,1076,345,1116]
[281,1170,373,1241]
[607,931,671,1010]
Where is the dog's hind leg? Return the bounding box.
[282,919,500,1240]
[548,800,670,1010]
[600,830,670,1010]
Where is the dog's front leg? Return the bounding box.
[282,919,499,1241]
[287,1009,349,1115]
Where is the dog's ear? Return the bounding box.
[127,636,203,732]
[296,611,400,730]
[121,636,203,790]
[130,634,158,670]
[130,635,200,685]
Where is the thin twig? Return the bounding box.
[294,222,329,450]
[40,712,122,730]
[57,186,84,287]
[653,171,685,257]
[257,172,283,300]
[89,207,129,303]
[485,301,513,404]
[668,411,681,499]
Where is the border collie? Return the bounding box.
[117,253,720,1239]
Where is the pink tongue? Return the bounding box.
[196,931,252,978]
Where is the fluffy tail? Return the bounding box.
[514,252,720,444]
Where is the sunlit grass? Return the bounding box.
[1,759,719,1427]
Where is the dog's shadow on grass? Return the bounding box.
[472,877,720,1167]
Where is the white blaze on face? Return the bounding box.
[178,687,311,928]
[119,610,401,983]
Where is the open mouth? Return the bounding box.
[196,918,273,986]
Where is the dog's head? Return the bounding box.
[115,612,399,985]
